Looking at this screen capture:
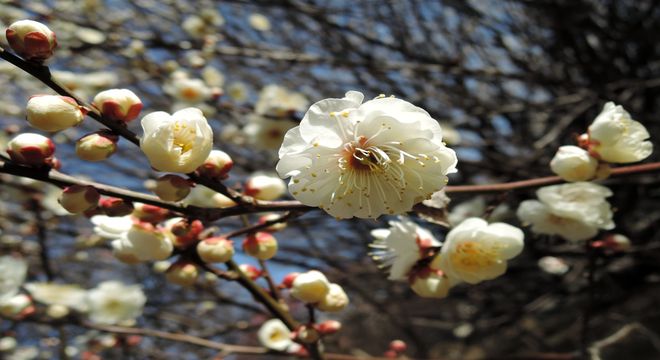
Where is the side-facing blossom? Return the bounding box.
[369,217,440,280]
[0,257,27,302]
[432,218,524,284]
[140,108,213,173]
[277,91,458,219]
[86,281,146,325]
[587,102,653,163]
[550,145,598,182]
[258,319,294,351]
[536,182,614,230]
[517,200,601,242]
[24,283,88,311]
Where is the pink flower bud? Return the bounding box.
[132,203,169,223]
[389,340,407,353]
[165,261,199,287]
[58,185,100,214]
[316,320,341,335]
[244,173,287,201]
[242,232,278,260]
[76,131,118,162]
[98,197,134,217]
[93,89,143,123]
[169,219,204,248]
[280,272,300,289]
[153,175,192,202]
[196,150,233,179]
[6,133,55,166]
[196,236,234,263]
[26,95,84,132]
[6,20,57,62]
[238,264,262,280]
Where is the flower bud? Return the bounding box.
[98,197,133,217]
[6,133,55,166]
[242,232,278,260]
[550,146,598,182]
[169,219,204,248]
[316,320,341,335]
[46,304,69,319]
[75,131,118,162]
[258,213,287,232]
[93,89,143,123]
[389,340,407,353]
[281,272,300,289]
[196,150,233,179]
[165,261,199,287]
[26,95,84,132]
[290,270,330,303]
[0,294,33,318]
[410,269,452,298]
[244,173,287,201]
[196,237,234,263]
[316,283,349,312]
[592,233,631,252]
[294,325,319,343]
[132,203,168,223]
[6,20,57,62]
[238,264,261,280]
[59,185,100,214]
[153,175,192,202]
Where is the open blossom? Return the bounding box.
[90,215,133,239]
[24,283,88,311]
[243,116,299,150]
[92,89,142,123]
[26,95,84,132]
[369,217,441,280]
[164,77,215,104]
[258,319,294,351]
[0,257,27,302]
[587,102,653,163]
[550,146,598,182]
[86,281,146,325]
[517,200,601,242]
[255,85,308,117]
[277,91,458,219]
[432,218,524,284]
[6,20,57,61]
[140,108,213,173]
[111,223,173,262]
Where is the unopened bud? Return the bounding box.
[550,146,598,182]
[153,175,192,202]
[169,219,204,248]
[389,340,407,353]
[196,236,234,263]
[577,133,590,149]
[196,150,233,179]
[93,89,142,123]
[165,261,199,287]
[258,213,287,232]
[46,304,69,319]
[290,270,330,303]
[316,283,349,312]
[6,20,57,62]
[59,185,100,214]
[238,264,261,280]
[26,95,84,132]
[132,203,168,223]
[316,320,341,335]
[592,233,631,252]
[0,294,33,318]
[75,131,118,162]
[242,232,278,260]
[294,325,319,343]
[98,197,133,217]
[281,272,300,289]
[6,133,55,166]
[244,173,286,201]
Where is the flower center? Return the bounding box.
[172,121,196,153]
[341,136,391,172]
[450,241,498,270]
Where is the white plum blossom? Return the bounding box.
[181,185,237,208]
[140,108,213,173]
[588,102,653,163]
[277,91,458,219]
[290,270,330,303]
[255,85,308,117]
[164,77,214,104]
[537,256,570,275]
[369,217,441,280]
[111,224,173,262]
[243,116,299,150]
[0,257,28,302]
[90,215,133,239]
[550,145,598,182]
[24,283,88,311]
[86,281,146,325]
[517,200,601,242]
[432,218,524,284]
[258,319,294,351]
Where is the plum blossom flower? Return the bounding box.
[369,217,441,280]
[431,218,524,284]
[255,85,308,117]
[243,116,299,150]
[517,200,601,242]
[258,319,294,351]
[277,91,457,219]
[86,281,146,325]
[90,215,133,239]
[111,223,173,262]
[24,283,88,311]
[0,257,27,302]
[587,102,653,163]
[316,283,349,312]
[6,20,57,62]
[550,145,598,182]
[140,108,213,173]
